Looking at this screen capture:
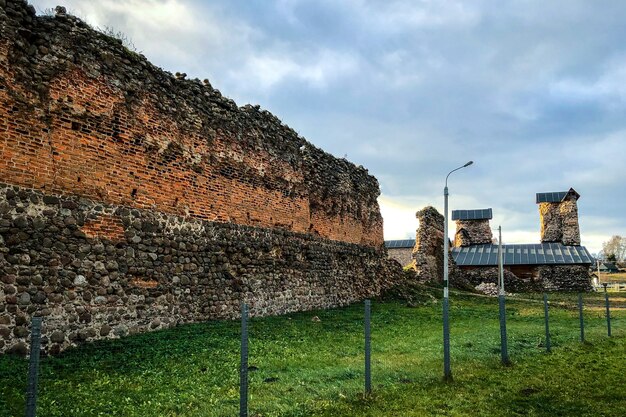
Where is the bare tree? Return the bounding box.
[602,235,626,262]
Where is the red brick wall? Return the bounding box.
[81,214,126,242]
[0,25,383,246]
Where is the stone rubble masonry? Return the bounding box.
[459,265,592,294]
[0,1,403,354]
[387,248,413,268]
[537,265,591,292]
[410,206,457,282]
[0,0,383,248]
[461,268,527,293]
[539,197,581,246]
[453,219,493,247]
[0,183,401,355]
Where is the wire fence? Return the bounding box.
[1,288,624,417]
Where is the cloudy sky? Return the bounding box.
[30,0,626,254]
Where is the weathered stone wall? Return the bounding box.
[0,183,399,355]
[538,265,592,292]
[410,207,457,282]
[539,198,580,246]
[559,199,581,246]
[0,1,402,355]
[458,267,531,293]
[453,219,493,247]
[458,265,592,293]
[387,248,413,268]
[0,1,383,247]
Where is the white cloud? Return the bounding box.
[230,49,360,91]
[549,55,626,104]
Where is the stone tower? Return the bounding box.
[536,188,581,246]
[452,208,493,247]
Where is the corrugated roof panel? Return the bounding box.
[552,243,565,263]
[451,208,493,221]
[545,243,555,264]
[385,239,415,249]
[452,243,593,266]
[477,246,489,265]
[520,247,529,264]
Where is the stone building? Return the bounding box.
[451,189,592,291]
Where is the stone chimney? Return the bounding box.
[536,188,581,246]
[452,209,493,247]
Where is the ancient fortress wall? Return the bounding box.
[0,1,398,354]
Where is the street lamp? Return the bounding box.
[443,160,473,381]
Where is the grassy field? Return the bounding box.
[1,291,626,417]
[599,271,626,283]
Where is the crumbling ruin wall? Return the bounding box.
[0,184,399,355]
[0,1,383,246]
[0,1,401,354]
[410,206,458,282]
[539,199,580,246]
[459,267,537,293]
[538,265,592,292]
[559,199,581,246]
[458,265,592,293]
[387,248,413,267]
[454,219,493,247]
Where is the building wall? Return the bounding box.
[0,2,401,354]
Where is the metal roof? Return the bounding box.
[536,188,580,203]
[385,239,416,249]
[451,208,492,221]
[452,243,593,266]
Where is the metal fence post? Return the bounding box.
[603,283,611,337]
[240,303,249,417]
[578,293,585,343]
[364,299,371,395]
[25,317,42,417]
[543,294,551,352]
[498,294,510,365]
[497,226,510,365]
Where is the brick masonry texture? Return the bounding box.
[0,183,399,355]
[0,1,402,354]
[0,0,383,247]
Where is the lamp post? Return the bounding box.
[443,160,473,381]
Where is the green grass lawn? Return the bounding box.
[1,291,625,417]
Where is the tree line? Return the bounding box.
[601,235,626,262]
